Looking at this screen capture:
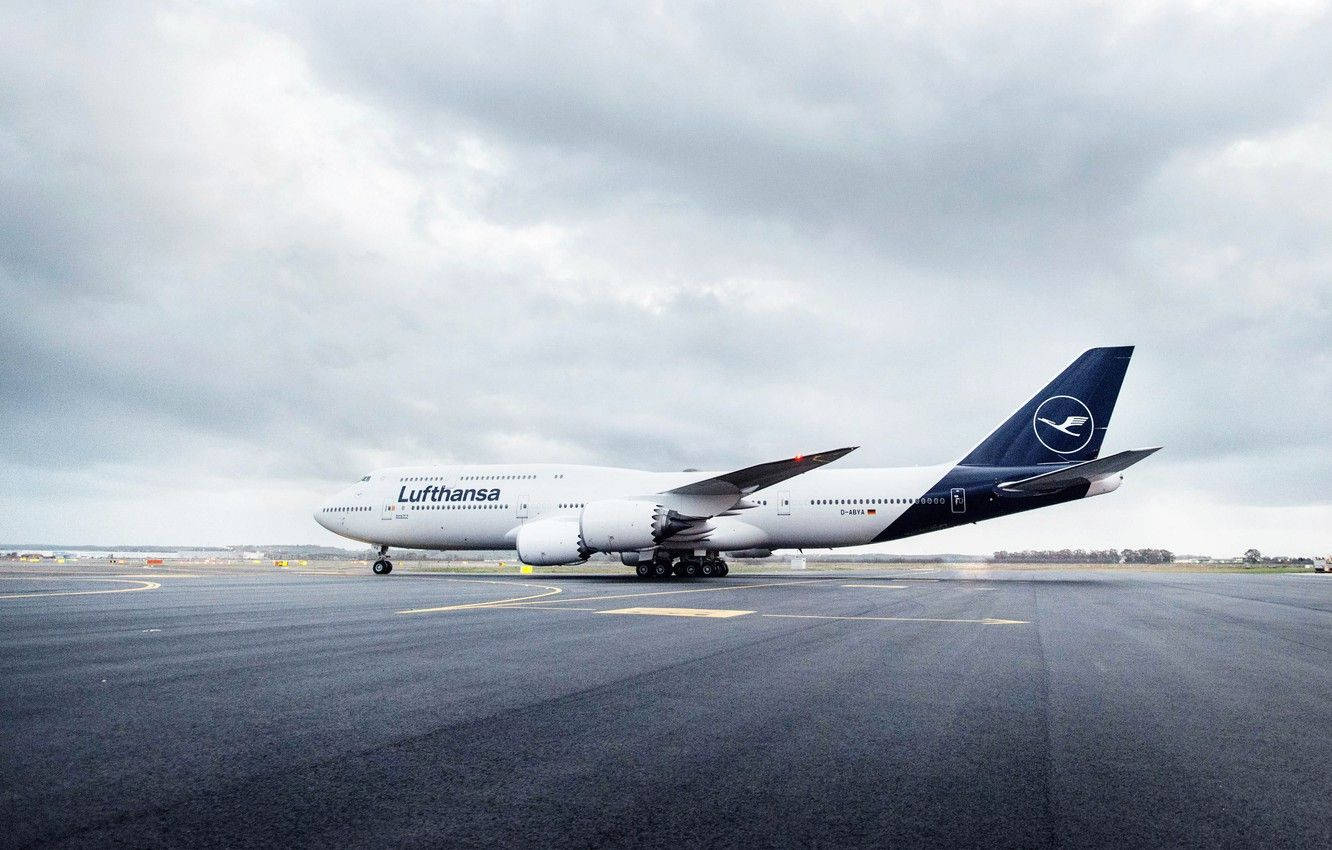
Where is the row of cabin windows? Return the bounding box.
[341,497,947,513]
[400,474,540,482]
[363,498,943,511]
[809,497,944,506]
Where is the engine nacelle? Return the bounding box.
[515,519,590,566]
[580,499,693,553]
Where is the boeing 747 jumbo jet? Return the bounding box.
[316,347,1158,577]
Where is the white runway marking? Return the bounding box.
[397,578,564,614]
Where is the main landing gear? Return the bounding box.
[635,553,675,579]
[635,553,729,580]
[372,545,393,575]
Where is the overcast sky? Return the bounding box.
[3,2,1329,556]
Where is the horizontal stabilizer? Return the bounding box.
[998,447,1161,494]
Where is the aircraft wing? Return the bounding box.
[998,447,1161,494]
[656,447,857,517]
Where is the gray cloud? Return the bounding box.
[285,2,1332,271]
[2,1,1329,554]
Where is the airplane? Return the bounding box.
[315,346,1158,577]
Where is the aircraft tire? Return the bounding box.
[683,560,699,578]
[372,559,392,575]
[635,563,651,578]
[718,562,729,577]
[700,560,715,577]
[652,560,671,579]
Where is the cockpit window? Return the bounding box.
[359,476,371,482]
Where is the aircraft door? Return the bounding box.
[950,487,966,514]
[516,494,530,519]
[778,491,791,516]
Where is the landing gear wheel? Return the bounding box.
[372,559,393,575]
[700,560,715,577]
[636,562,651,579]
[652,560,671,579]
[718,562,729,577]
[683,559,700,578]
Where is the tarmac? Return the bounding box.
[1,562,1328,848]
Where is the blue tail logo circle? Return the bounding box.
[1032,396,1094,455]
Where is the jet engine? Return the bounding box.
[580,499,694,552]
[515,519,590,566]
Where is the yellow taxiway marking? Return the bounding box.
[523,580,809,607]
[842,584,909,589]
[397,578,563,614]
[599,607,754,619]
[762,613,1028,625]
[491,605,601,612]
[0,577,161,600]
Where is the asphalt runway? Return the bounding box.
[2,565,1329,848]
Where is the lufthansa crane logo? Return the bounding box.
[1032,396,1094,455]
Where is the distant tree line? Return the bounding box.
[994,549,1120,563]
[992,548,1174,564]
[1242,549,1314,565]
[1119,548,1175,563]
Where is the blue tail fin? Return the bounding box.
[960,346,1134,467]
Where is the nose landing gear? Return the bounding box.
[372,545,393,575]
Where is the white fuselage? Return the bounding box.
[316,348,1153,568]
[314,462,951,553]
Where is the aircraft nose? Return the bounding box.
[314,491,342,530]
